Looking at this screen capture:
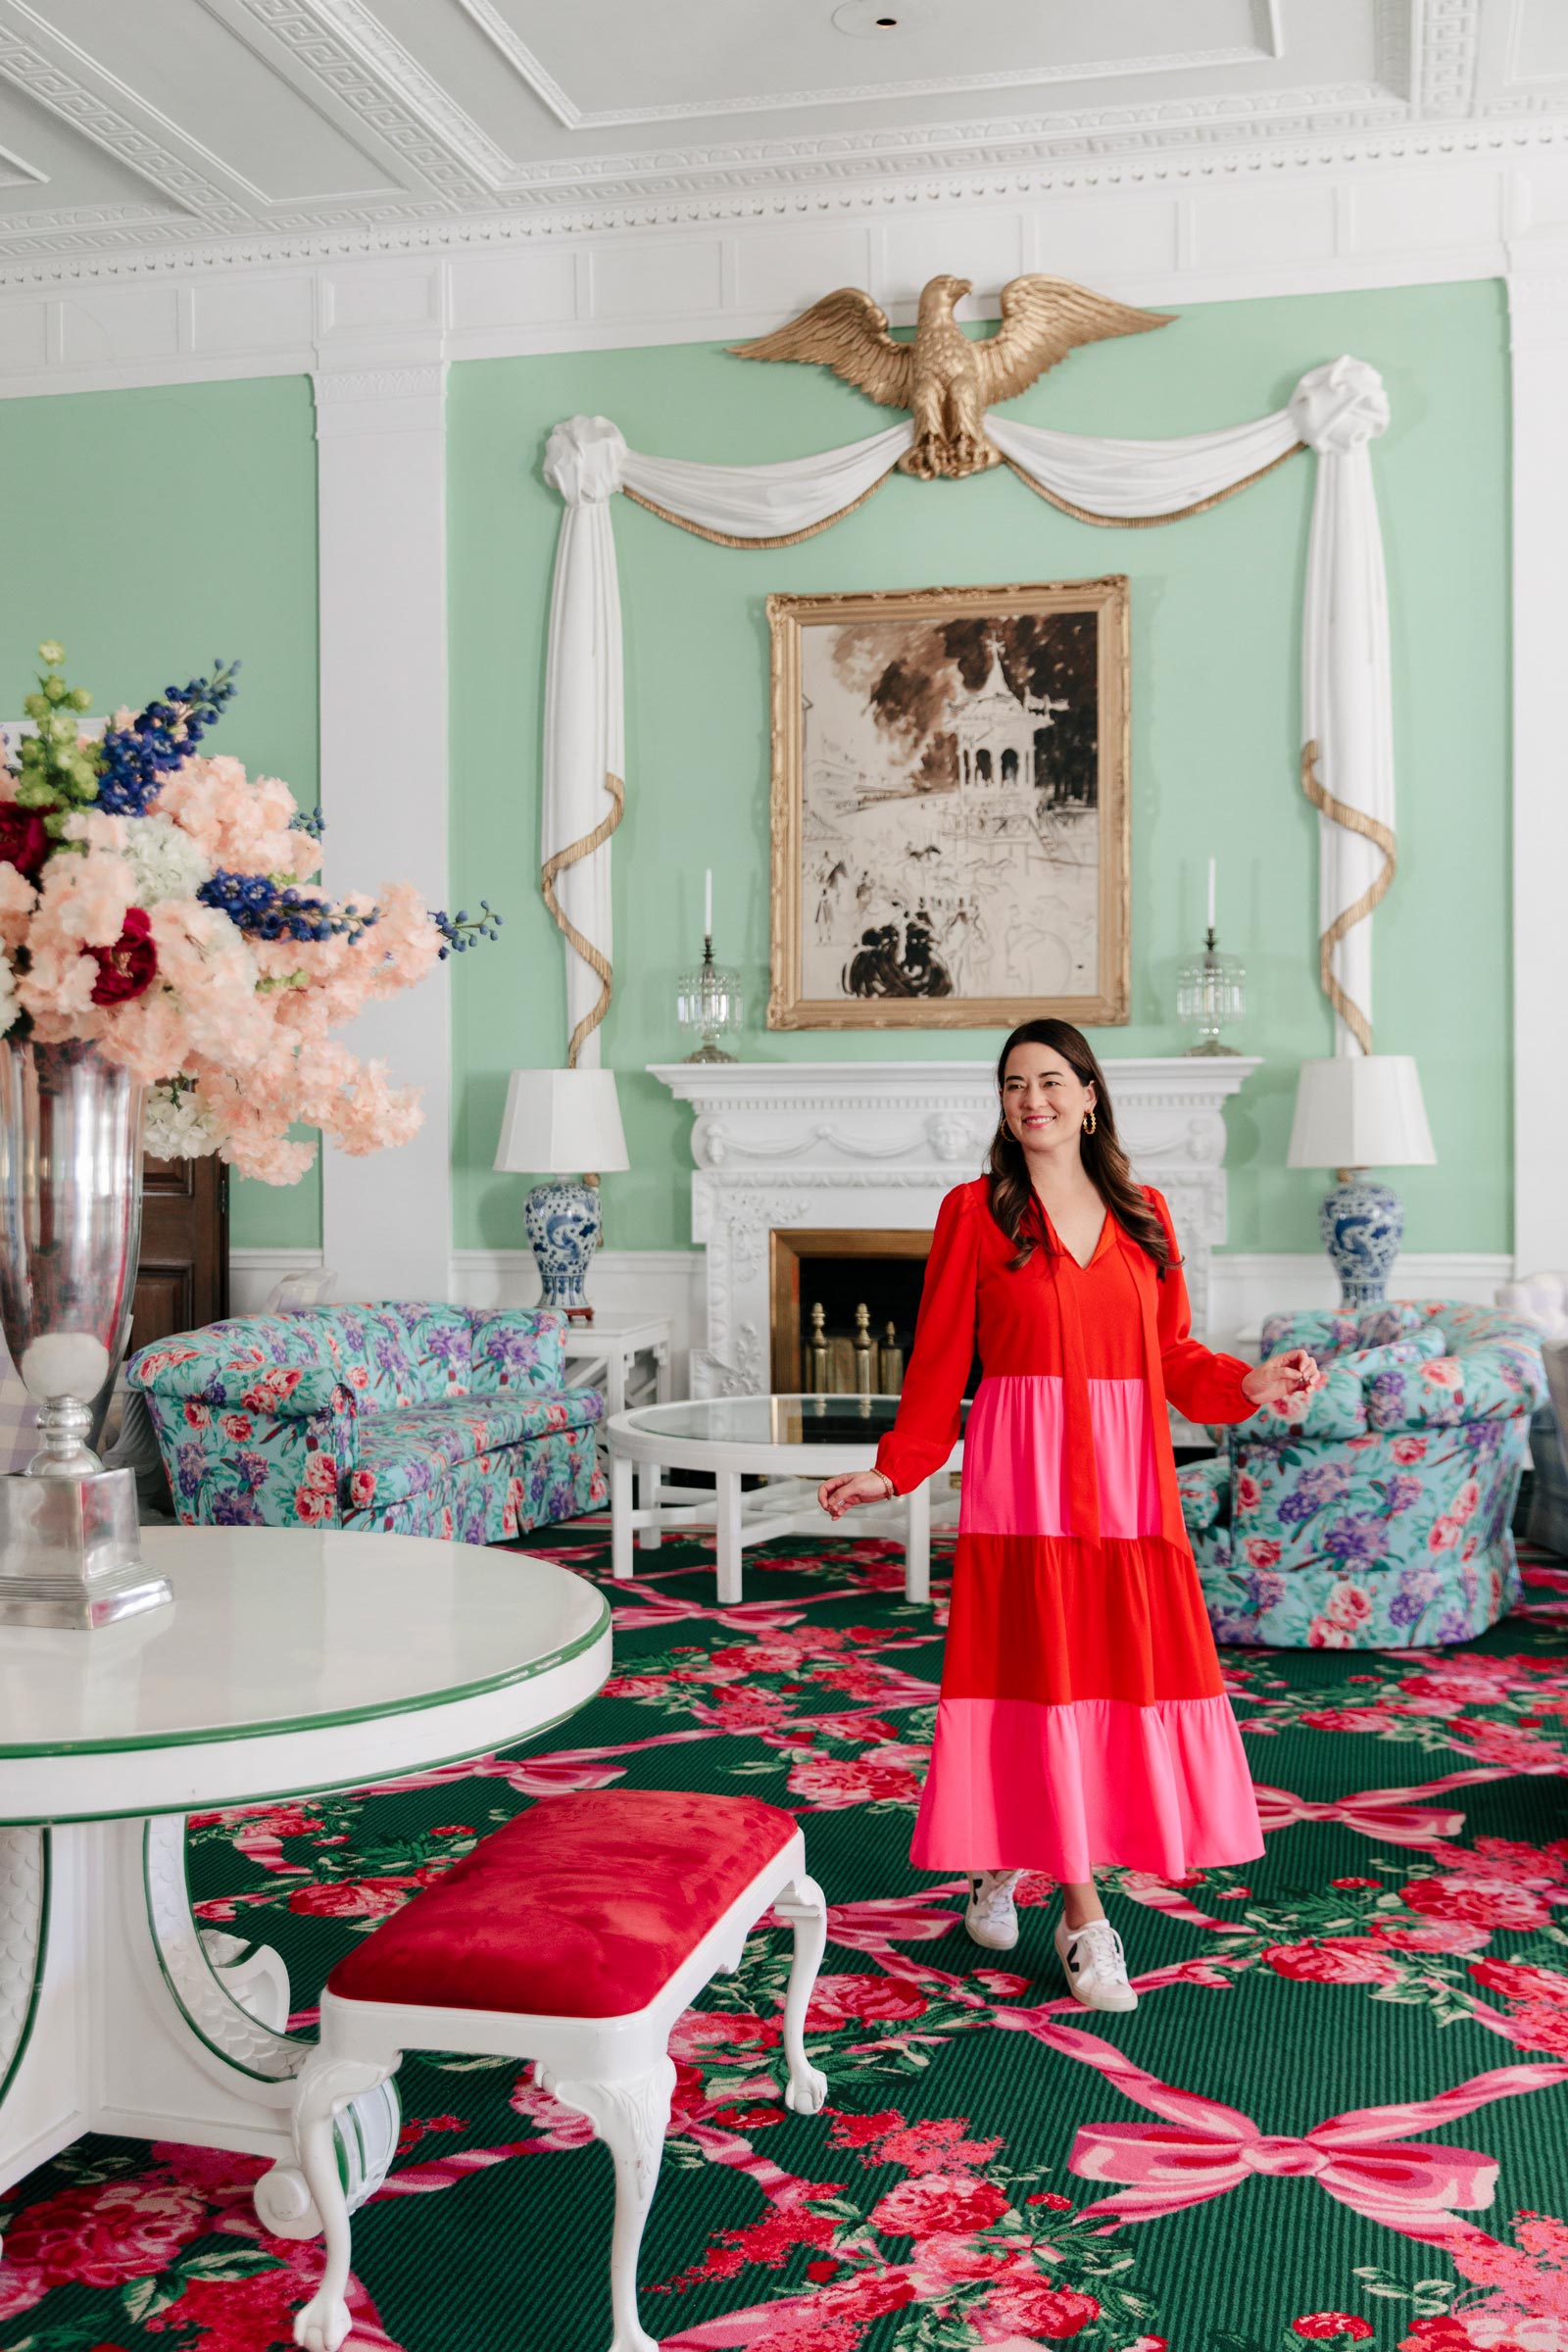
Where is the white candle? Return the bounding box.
[1206,857,1216,936]
[705,868,713,940]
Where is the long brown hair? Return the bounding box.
[986,1018,1174,1276]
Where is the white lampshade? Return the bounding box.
[494,1068,629,1176]
[1287,1054,1436,1172]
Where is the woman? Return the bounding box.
[817,1019,1318,2013]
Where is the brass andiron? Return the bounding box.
[852,1303,874,1397]
[805,1301,831,1396]
[878,1321,905,1395]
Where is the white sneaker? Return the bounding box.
[965,1871,1021,1950]
[1054,1916,1138,2012]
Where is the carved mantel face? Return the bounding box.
[649,1059,1260,1392]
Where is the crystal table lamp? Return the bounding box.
[494,1068,629,1323]
[1287,1054,1436,1305]
[1177,927,1246,1055]
[676,940,744,1063]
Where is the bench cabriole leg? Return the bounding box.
[773,1874,829,2115]
[535,2054,676,2352]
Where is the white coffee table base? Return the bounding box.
[607,1397,961,1607]
[611,1459,934,1606]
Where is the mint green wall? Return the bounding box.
[0,376,322,1251]
[448,280,1511,1258]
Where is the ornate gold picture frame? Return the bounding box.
[767,577,1130,1031]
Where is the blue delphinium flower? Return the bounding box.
[96,660,241,816]
[433,902,503,958]
[196,869,378,944]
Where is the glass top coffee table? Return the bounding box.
[605,1393,963,1605]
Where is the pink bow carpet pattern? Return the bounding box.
[4,1527,1568,2352]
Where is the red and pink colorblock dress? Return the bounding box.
[875,1178,1265,1883]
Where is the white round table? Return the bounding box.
[0,1525,610,2241]
[607,1393,962,1604]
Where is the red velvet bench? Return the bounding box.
[286,1788,828,2352]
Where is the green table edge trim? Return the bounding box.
[0,1588,612,1759]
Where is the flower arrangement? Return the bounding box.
[0,644,496,1184]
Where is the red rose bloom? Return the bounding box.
[85,906,158,1006]
[807,1974,929,2029]
[1469,1957,1568,2005]
[1292,2319,1374,2342]
[0,803,49,879]
[1402,1876,1551,1933]
[1264,1937,1404,1985]
[870,2171,1009,2238]
[2,2177,206,2287]
[974,2281,1101,2341]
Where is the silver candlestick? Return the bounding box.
[1177,927,1247,1057]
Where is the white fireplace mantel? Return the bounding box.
[649,1058,1261,1390]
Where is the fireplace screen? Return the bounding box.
[769,1229,981,1399]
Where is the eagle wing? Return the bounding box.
[731,287,913,409]
[977,274,1174,408]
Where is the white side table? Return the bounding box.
[563,1313,675,1420]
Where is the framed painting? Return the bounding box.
[766,576,1129,1030]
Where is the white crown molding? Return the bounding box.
[0,5,252,228]
[241,0,514,195]
[0,112,1558,288]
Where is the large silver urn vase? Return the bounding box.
[0,1039,172,1628]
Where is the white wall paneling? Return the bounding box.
[313,349,451,1302]
[1505,233,1568,1276]
[228,1247,328,1316]
[0,159,1544,400]
[438,1246,1512,1390]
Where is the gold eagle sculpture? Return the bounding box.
[732,271,1173,480]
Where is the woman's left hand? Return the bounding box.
[1242,1348,1321,1409]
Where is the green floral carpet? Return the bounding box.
[4,1525,1568,2352]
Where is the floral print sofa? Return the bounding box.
[127,1302,605,1543]
[1176,1300,1545,1649]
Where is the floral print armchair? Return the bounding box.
[1177,1300,1545,1649]
[127,1302,605,1544]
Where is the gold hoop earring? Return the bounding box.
[1083,1108,1097,1136]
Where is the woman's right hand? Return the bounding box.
[818,1470,894,1519]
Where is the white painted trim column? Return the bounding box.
[313,361,451,1300]
[1507,244,1568,1276]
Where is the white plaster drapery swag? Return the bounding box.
[540,357,1392,1066]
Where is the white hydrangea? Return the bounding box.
[144,1079,222,1160]
[120,813,213,906]
[0,948,17,1039]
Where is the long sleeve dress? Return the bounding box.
[874,1177,1265,1883]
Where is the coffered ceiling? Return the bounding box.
[0,0,1561,266]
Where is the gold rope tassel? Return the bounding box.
[622,471,894,548]
[999,441,1304,528]
[540,769,626,1069]
[1299,740,1397,1058]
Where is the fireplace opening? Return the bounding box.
[770,1229,981,1398]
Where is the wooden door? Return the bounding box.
[132,1154,229,1350]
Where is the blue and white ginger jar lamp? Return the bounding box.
[1287,1054,1436,1306]
[495,1067,629,1323]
